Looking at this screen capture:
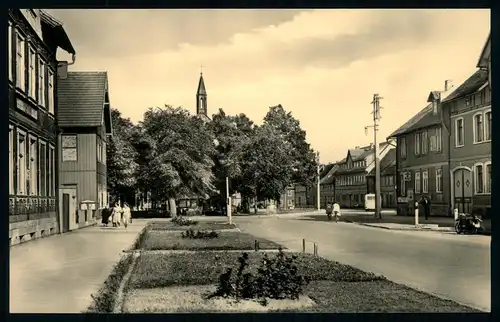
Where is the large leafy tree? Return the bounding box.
[140,105,217,217]
[263,105,318,188]
[107,109,139,204]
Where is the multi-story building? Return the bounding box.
[9,9,75,245]
[319,162,340,206]
[366,148,397,208]
[440,34,490,217]
[57,72,113,232]
[294,184,308,207]
[335,142,393,208]
[389,84,454,216]
[279,186,295,210]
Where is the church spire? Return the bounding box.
[196,71,207,116]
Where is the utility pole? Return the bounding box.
[372,94,382,219]
[316,151,321,212]
[226,176,232,225]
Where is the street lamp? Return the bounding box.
[316,151,321,212]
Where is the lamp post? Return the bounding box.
[316,151,321,212]
[365,94,383,219]
[213,138,231,224]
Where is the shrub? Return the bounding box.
[209,248,309,306]
[181,228,219,239]
[172,216,198,226]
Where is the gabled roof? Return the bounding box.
[197,73,207,96]
[367,148,396,176]
[39,10,75,55]
[477,32,491,69]
[58,72,112,133]
[441,69,488,103]
[320,163,340,185]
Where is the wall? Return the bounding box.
[59,133,98,206]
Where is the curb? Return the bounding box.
[347,221,453,232]
[123,248,291,254]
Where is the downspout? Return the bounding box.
[55,54,76,235]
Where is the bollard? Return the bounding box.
[302,239,306,253]
[254,240,259,251]
[313,243,318,256]
[414,201,419,227]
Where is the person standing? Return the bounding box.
[333,201,341,223]
[122,203,132,229]
[101,204,110,227]
[424,196,431,220]
[112,202,122,228]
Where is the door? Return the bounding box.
[59,188,77,231]
[62,193,70,233]
[453,169,473,214]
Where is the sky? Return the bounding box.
[47,9,490,163]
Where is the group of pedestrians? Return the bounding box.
[101,202,132,228]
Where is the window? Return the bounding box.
[9,126,14,194]
[38,59,45,106]
[8,23,12,81]
[421,131,428,155]
[415,171,421,194]
[422,170,428,193]
[414,132,421,155]
[287,199,293,207]
[287,189,293,197]
[435,127,442,152]
[39,141,47,197]
[48,70,54,114]
[17,130,27,195]
[473,113,484,143]
[484,110,491,141]
[29,136,38,195]
[436,168,443,193]
[16,31,26,91]
[465,96,472,107]
[49,145,55,197]
[485,162,491,194]
[62,135,77,161]
[400,174,406,197]
[455,118,464,147]
[399,137,407,159]
[28,46,36,99]
[474,164,484,194]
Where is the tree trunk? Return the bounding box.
[169,198,177,218]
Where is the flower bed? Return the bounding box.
[122,251,478,313]
[138,230,282,251]
[150,221,237,231]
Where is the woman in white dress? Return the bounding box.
[122,203,132,229]
[112,203,123,228]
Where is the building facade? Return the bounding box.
[9,9,75,245]
[335,143,393,208]
[389,85,454,216]
[442,69,491,217]
[279,186,295,210]
[319,163,339,206]
[366,148,397,208]
[57,72,112,232]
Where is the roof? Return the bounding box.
[58,72,112,133]
[197,73,207,96]
[477,33,491,69]
[441,69,488,103]
[367,148,396,176]
[39,10,75,55]
[348,146,372,162]
[320,163,340,185]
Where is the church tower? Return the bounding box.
[196,72,207,117]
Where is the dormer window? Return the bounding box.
[465,96,472,107]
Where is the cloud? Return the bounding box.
[49,9,490,162]
[45,9,306,57]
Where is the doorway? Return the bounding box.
[59,187,77,232]
[453,168,473,214]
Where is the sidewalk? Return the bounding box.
[343,214,491,235]
[9,219,149,313]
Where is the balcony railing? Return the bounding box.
[9,196,57,221]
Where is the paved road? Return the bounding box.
[233,215,491,312]
[9,220,149,313]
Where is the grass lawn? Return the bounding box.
[125,251,479,312]
[139,230,283,251]
[149,221,237,231]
